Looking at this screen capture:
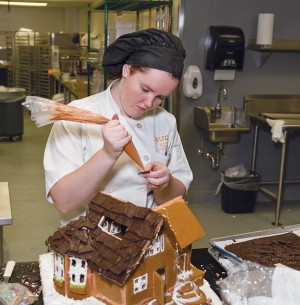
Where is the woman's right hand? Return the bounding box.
[101,114,132,161]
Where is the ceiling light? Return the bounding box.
[0,1,48,7]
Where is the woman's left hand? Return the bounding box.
[141,162,170,190]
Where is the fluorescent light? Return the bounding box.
[0,1,48,6]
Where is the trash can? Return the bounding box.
[0,87,26,141]
[219,165,260,214]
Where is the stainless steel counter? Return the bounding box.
[0,182,12,264]
[244,95,300,226]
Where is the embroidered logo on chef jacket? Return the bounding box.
[155,135,169,155]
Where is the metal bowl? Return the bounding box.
[0,87,26,103]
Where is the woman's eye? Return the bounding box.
[142,88,149,93]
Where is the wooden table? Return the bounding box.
[63,80,88,103]
[50,72,88,104]
[0,248,226,304]
[0,182,12,265]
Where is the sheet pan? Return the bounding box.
[208,224,300,270]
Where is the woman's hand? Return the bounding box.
[141,161,170,190]
[141,161,187,205]
[101,114,132,161]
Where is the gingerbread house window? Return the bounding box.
[98,215,122,235]
[54,253,64,281]
[145,234,164,257]
[133,273,148,294]
[156,267,166,280]
[69,257,87,286]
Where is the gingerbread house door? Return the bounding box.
[153,269,165,305]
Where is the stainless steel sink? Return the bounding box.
[194,106,250,143]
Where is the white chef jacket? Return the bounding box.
[44,82,193,226]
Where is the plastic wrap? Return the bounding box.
[219,261,300,305]
[224,164,248,178]
[216,164,259,195]
[0,282,35,305]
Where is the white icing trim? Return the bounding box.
[97,217,122,241]
[172,281,204,304]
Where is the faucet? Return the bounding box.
[214,85,227,119]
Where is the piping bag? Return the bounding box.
[23,96,145,170]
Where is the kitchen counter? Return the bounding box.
[49,71,88,103]
[63,79,88,103]
[0,182,12,265]
[249,112,300,130]
[244,95,300,226]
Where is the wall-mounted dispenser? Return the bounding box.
[183,65,203,100]
[205,26,245,80]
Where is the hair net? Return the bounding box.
[102,28,186,78]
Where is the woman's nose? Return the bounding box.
[144,97,155,108]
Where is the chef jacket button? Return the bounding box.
[137,123,142,128]
[143,155,149,161]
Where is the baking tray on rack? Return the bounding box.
[208,224,300,270]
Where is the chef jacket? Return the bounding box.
[44,82,193,226]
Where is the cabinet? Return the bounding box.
[87,0,173,95]
[247,38,300,67]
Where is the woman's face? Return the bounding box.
[118,64,180,118]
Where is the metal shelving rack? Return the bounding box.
[13,31,51,97]
[5,32,14,88]
[87,0,173,95]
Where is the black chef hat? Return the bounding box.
[102,28,186,78]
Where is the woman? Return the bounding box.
[44,29,193,225]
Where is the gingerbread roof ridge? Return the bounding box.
[154,196,205,249]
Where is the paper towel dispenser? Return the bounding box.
[205,26,245,71]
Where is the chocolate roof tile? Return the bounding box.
[70,216,85,228]
[78,243,94,254]
[52,231,62,240]
[56,241,70,254]
[74,230,89,244]
[84,219,97,229]
[128,221,155,239]
[69,239,80,252]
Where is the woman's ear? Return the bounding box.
[122,64,131,78]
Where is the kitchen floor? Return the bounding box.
[1,109,300,263]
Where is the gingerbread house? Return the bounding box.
[46,192,206,305]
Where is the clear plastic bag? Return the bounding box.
[224,164,248,178]
[219,261,300,305]
[219,261,274,305]
[0,282,35,305]
[216,164,259,195]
